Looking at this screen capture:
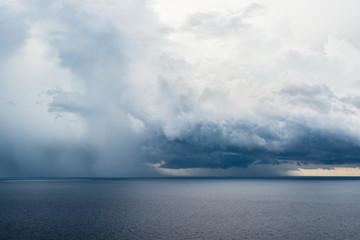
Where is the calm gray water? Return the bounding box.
[1,179,360,240]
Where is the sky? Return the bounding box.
[1,0,360,177]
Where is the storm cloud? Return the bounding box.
[2,0,360,177]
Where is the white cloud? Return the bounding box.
[2,0,360,176]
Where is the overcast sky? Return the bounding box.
[1,0,360,177]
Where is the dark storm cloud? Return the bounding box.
[145,120,360,169]
[2,0,360,177]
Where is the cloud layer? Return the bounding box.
[2,0,360,177]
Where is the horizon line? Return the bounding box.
[2,176,360,181]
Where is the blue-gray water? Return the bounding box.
[1,179,360,240]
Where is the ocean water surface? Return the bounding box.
[1,178,360,240]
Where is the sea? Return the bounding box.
[1,178,360,240]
